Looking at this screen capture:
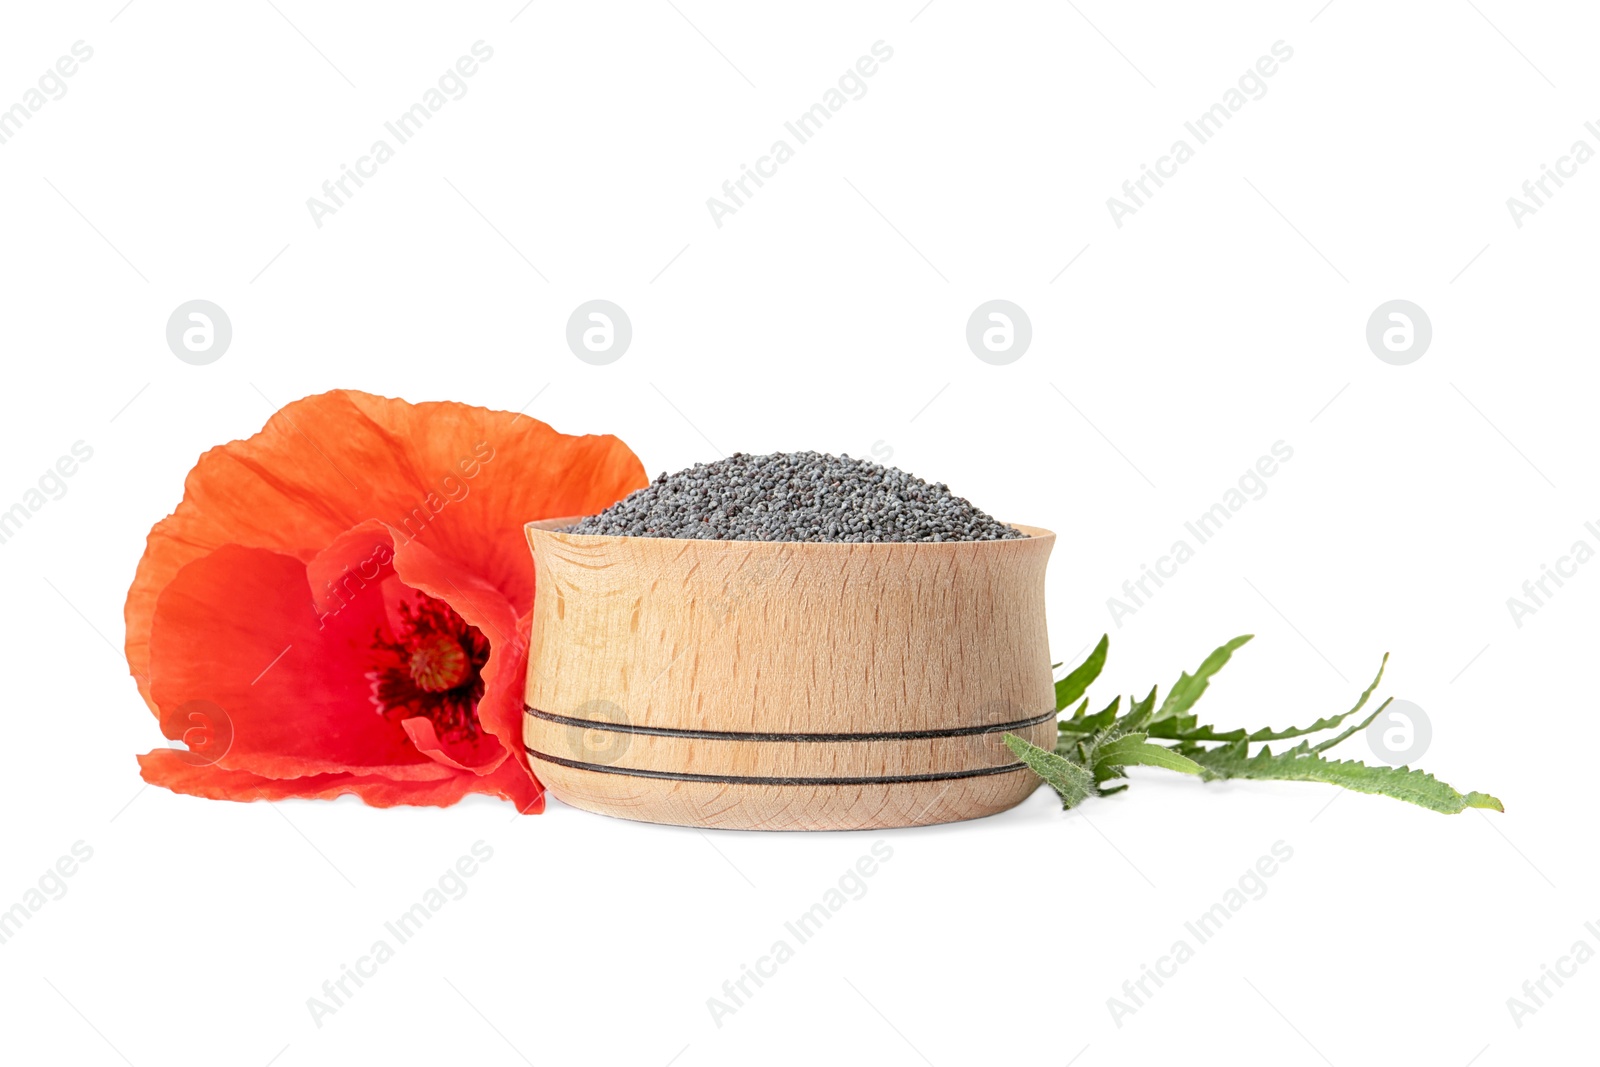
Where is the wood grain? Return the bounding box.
[522,518,1057,830]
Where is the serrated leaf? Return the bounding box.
[1056,698,1097,735]
[1004,733,1096,809]
[1060,702,1119,743]
[1160,713,1199,737]
[1114,685,1160,735]
[1055,635,1109,711]
[1094,734,1204,776]
[1074,695,1121,734]
[1151,635,1252,723]
[1029,638,1502,817]
[1309,696,1390,754]
[1151,715,1352,743]
[1148,652,1391,744]
[1094,763,1126,785]
[1189,741,1503,815]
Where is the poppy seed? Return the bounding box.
[564,451,1025,543]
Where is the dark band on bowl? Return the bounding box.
[524,747,1031,786]
[524,704,1056,742]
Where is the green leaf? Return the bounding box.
[1004,733,1096,809]
[1060,695,1120,736]
[1151,635,1253,723]
[1055,635,1109,712]
[1025,638,1502,817]
[1309,696,1390,754]
[1057,700,1094,734]
[1148,651,1390,744]
[1189,741,1504,815]
[1094,734,1204,776]
[1151,713,1354,743]
[1114,685,1160,735]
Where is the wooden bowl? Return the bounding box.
[522,518,1056,830]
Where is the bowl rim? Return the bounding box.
[524,515,1053,547]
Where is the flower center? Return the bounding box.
[408,633,472,692]
[367,593,490,744]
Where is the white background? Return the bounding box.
[1,2,1594,1064]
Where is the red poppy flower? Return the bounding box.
[124,389,647,811]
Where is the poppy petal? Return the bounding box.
[147,544,453,781]
[401,718,492,772]
[304,520,398,621]
[137,748,543,811]
[385,531,529,779]
[126,389,648,714]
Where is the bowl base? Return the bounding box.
[529,757,1044,831]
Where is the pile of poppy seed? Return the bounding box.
[564,451,1025,543]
